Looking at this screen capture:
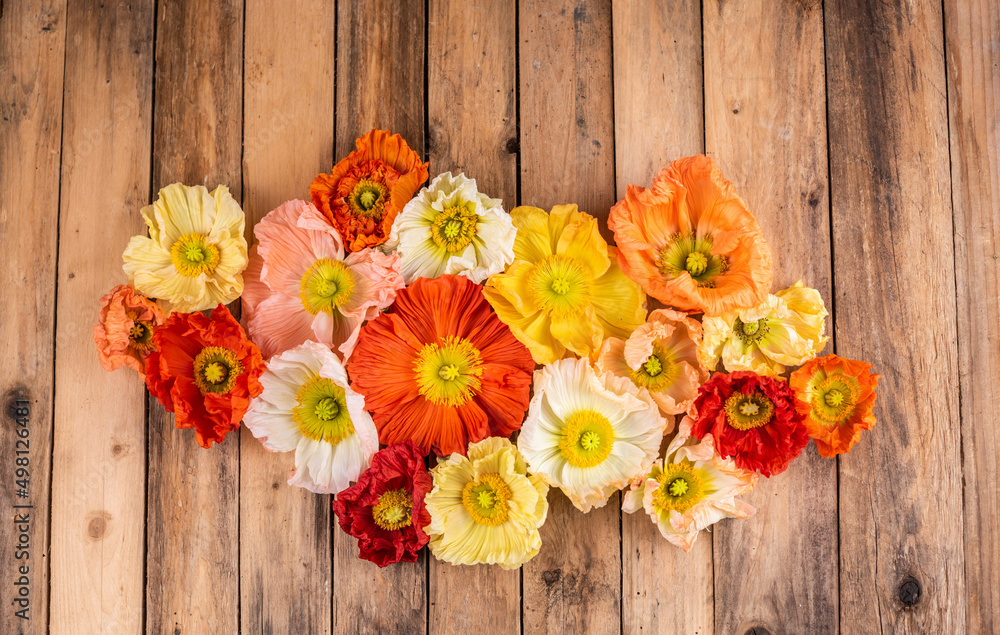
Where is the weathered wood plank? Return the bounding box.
[426,1,521,631]
[240,1,335,633]
[945,0,1000,632]
[333,2,428,633]
[826,0,966,631]
[0,0,66,632]
[703,1,838,633]
[612,2,713,634]
[519,2,620,632]
[145,1,244,633]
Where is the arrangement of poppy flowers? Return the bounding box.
[96,129,881,568]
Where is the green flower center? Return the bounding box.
[723,391,775,431]
[559,409,615,468]
[734,317,769,345]
[430,201,478,252]
[657,231,728,287]
[811,375,859,426]
[192,346,243,395]
[413,336,483,406]
[371,489,413,531]
[299,258,356,315]
[629,342,680,393]
[170,232,221,277]
[653,460,708,515]
[293,375,354,444]
[529,255,593,316]
[128,321,155,351]
[462,473,511,526]
[348,178,390,219]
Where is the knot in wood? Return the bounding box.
[898,576,921,607]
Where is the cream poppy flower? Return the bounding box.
[424,437,549,569]
[699,281,829,376]
[123,183,248,312]
[622,417,757,551]
[385,172,516,284]
[595,308,709,427]
[517,358,666,512]
[243,340,379,494]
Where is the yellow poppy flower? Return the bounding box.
[483,205,646,364]
[123,183,248,313]
[699,281,829,376]
[424,437,549,569]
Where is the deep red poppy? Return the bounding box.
[690,371,809,477]
[332,441,433,567]
[144,305,264,448]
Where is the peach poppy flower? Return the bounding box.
[94,284,165,378]
[608,155,772,316]
[595,308,709,428]
[310,129,429,253]
[241,199,404,360]
[789,354,880,457]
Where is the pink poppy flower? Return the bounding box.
[242,199,404,360]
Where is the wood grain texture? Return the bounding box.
[146,1,244,633]
[0,0,66,632]
[612,2,712,634]
[703,1,838,633]
[519,2,619,632]
[240,1,336,633]
[825,0,966,632]
[426,1,521,631]
[944,0,1000,632]
[333,1,428,632]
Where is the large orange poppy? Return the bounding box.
[608,155,772,316]
[348,274,535,456]
[310,129,429,253]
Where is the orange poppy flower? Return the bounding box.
[145,305,264,448]
[93,284,165,378]
[789,354,880,457]
[348,274,535,456]
[310,129,429,253]
[608,155,772,316]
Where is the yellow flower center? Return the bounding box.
[170,232,221,277]
[810,375,859,426]
[348,178,390,219]
[559,410,615,468]
[430,201,478,252]
[658,231,728,287]
[462,473,511,526]
[371,489,413,531]
[735,317,769,345]
[653,460,707,515]
[293,375,355,444]
[128,321,155,352]
[629,342,680,393]
[414,336,484,406]
[299,258,356,315]
[529,255,593,316]
[723,391,775,431]
[192,346,243,395]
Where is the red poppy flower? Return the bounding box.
[332,441,433,567]
[348,274,535,456]
[690,371,808,477]
[145,305,264,448]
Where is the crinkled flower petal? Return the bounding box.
[424,437,549,569]
[484,205,647,364]
[123,183,248,313]
[518,358,666,512]
[244,340,379,494]
[94,284,165,377]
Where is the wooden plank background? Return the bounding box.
[0,0,996,633]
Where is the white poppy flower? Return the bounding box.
[384,171,516,284]
[244,340,378,494]
[517,357,667,512]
